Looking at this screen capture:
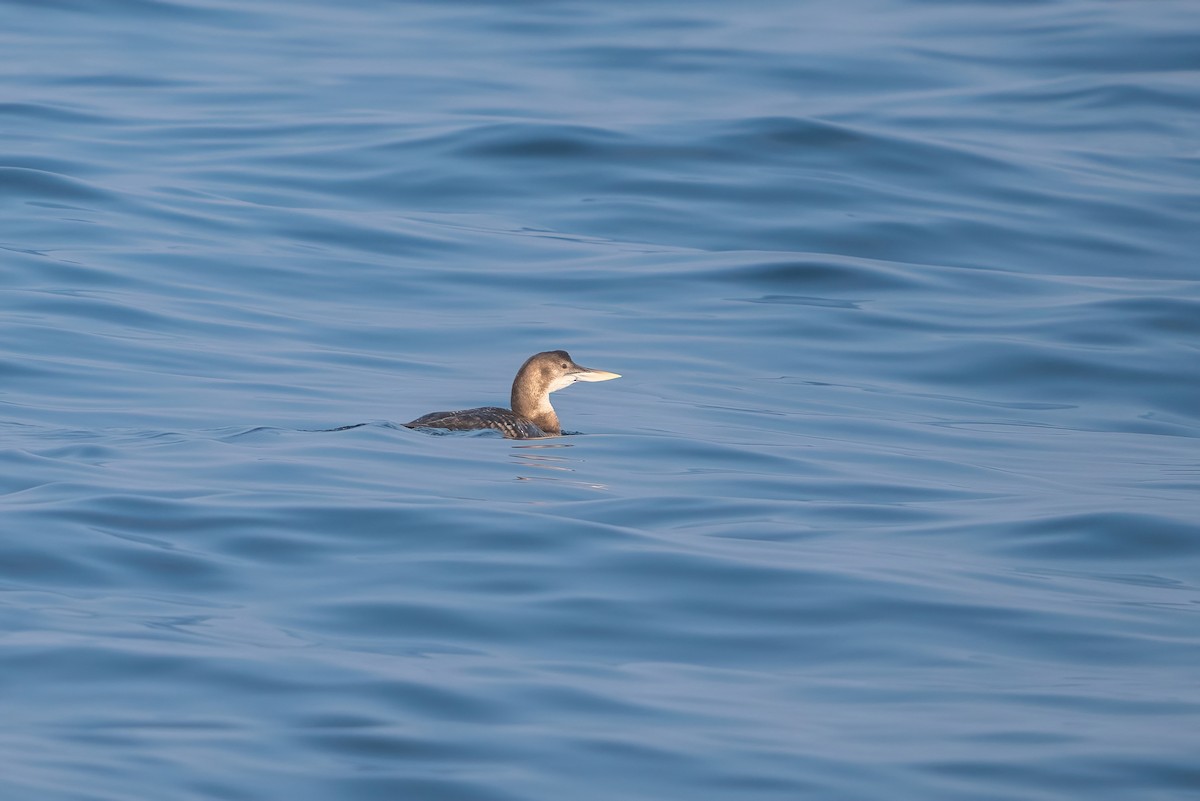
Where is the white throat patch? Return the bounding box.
[546,373,577,393]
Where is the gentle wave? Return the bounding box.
[3,0,1199,799]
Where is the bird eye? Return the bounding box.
[561,363,569,368]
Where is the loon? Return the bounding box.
[404,350,620,439]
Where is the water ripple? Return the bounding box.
[2,0,1199,799]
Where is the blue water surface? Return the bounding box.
[2,1,1199,799]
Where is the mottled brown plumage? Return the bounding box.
[404,351,620,439]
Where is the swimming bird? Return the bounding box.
[404,350,620,439]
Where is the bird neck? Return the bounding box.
[511,375,560,435]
